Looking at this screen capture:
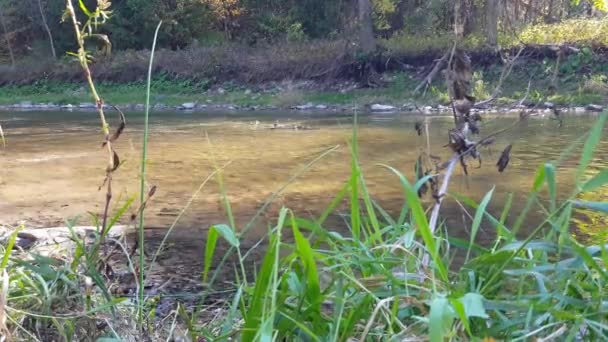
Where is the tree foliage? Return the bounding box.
[0,0,606,58]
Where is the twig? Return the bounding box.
[429,154,458,234]
[537,325,568,342]
[474,46,525,108]
[413,51,449,94]
[65,0,115,239]
[517,78,532,107]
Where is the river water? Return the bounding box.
[1,110,607,291]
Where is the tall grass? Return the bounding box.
[137,20,162,326]
[188,113,608,341]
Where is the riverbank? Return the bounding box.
[0,63,607,114]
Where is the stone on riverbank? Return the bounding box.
[79,102,96,109]
[294,102,315,110]
[179,102,196,110]
[370,104,396,112]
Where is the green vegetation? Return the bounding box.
[1,59,607,108]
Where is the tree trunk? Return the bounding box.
[36,0,56,59]
[463,0,478,36]
[357,0,375,54]
[486,0,499,47]
[454,0,465,38]
[546,0,555,23]
[0,4,14,66]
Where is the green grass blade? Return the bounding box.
[106,196,135,237]
[498,193,514,241]
[242,209,287,342]
[290,212,322,313]
[358,172,382,244]
[429,296,454,342]
[545,163,557,212]
[513,164,546,235]
[317,181,349,225]
[572,200,608,213]
[221,285,243,336]
[383,165,449,283]
[1,225,21,271]
[350,158,361,242]
[137,20,162,325]
[581,169,608,193]
[576,112,607,185]
[203,224,240,283]
[466,187,495,263]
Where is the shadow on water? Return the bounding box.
[1,110,607,300]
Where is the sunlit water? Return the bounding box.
[1,110,607,294]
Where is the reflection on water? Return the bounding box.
[0,110,607,286]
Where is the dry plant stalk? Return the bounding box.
[64,0,119,238]
[0,270,9,341]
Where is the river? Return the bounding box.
[1,110,607,294]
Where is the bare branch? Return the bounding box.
[413,51,449,94]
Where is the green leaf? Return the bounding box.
[382,165,449,283]
[450,298,471,335]
[1,225,21,271]
[350,114,361,242]
[466,187,494,262]
[582,169,608,193]
[571,241,608,281]
[498,193,514,241]
[290,213,321,312]
[106,196,135,237]
[545,163,556,211]
[533,163,547,192]
[459,293,489,319]
[429,296,454,342]
[572,201,608,213]
[203,224,238,282]
[577,113,607,185]
[78,0,93,17]
[242,210,286,342]
[203,229,218,282]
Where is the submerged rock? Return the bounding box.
[370,104,396,112]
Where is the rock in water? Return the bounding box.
[586,104,604,112]
[370,104,396,112]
